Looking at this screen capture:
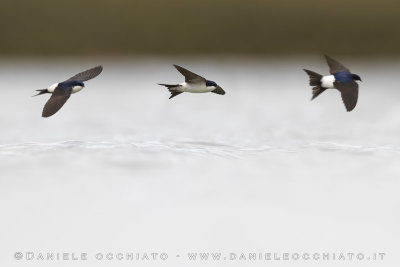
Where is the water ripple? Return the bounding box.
[0,140,399,159]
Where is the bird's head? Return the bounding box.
[71,80,85,87]
[351,74,362,82]
[206,80,218,88]
[59,80,85,89]
[206,80,225,95]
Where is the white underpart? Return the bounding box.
[179,82,215,93]
[47,83,59,93]
[71,85,84,94]
[46,83,84,94]
[321,75,336,89]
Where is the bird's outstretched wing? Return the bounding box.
[65,65,103,82]
[334,81,358,112]
[325,55,350,74]
[42,88,72,117]
[173,64,206,84]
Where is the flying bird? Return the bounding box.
[34,66,103,117]
[304,55,361,112]
[158,64,225,99]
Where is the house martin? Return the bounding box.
[304,55,361,111]
[34,65,103,117]
[158,64,225,99]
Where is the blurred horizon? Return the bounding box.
[1,0,399,57]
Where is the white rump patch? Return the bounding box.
[47,83,59,93]
[321,75,335,89]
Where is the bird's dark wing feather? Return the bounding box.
[325,55,350,74]
[334,81,358,112]
[42,88,72,117]
[173,64,206,84]
[65,65,103,82]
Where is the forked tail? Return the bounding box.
[158,83,183,99]
[303,69,322,86]
[303,69,326,100]
[32,89,48,97]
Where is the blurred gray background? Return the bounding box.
[0,0,399,57]
[0,1,399,267]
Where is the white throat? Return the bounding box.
[72,85,84,94]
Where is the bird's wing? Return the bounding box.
[325,55,350,74]
[334,81,358,112]
[173,64,206,84]
[65,65,103,82]
[42,88,72,117]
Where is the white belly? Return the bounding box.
[72,86,84,94]
[47,83,83,94]
[181,82,214,93]
[321,75,335,89]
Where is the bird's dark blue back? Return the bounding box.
[333,72,354,83]
[58,80,84,91]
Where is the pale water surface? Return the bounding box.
[0,57,399,266]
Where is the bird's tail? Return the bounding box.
[158,83,183,99]
[32,89,48,97]
[310,86,326,100]
[303,69,326,100]
[303,69,322,86]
